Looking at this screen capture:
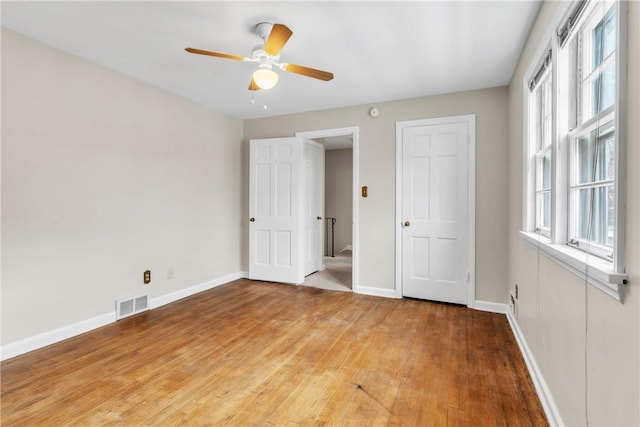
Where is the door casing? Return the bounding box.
[296,127,359,293]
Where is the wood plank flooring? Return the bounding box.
[1,279,548,426]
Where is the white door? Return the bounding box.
[398,117,472,304]
[249,137,304,284]
[303,140,324,276]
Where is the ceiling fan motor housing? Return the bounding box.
[251,44,279,69]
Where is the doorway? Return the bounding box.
[395,115,475,305]
[296,127,359,293]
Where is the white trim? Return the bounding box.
[472,300,508,314]
[340,245,353,252]
[150,271,246,309]
[613,0,627,275]
[355,285,399,299]
[394,114,476,306]
[295,126,360,294]
[520,231,626,302]
[0,271,247,361]
[1,312,116,361]
[506,311,564,427]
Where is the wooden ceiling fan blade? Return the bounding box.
[248,78,261,91]
[281,63,334,81]
[185,47,247,61]
[264,24,293,56]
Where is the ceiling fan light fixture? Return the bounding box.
[252,68,279,89]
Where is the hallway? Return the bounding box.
[302,250,352,293]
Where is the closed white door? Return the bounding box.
[303,140,324,276]
[249,137,304,284]
[398,117,471,304]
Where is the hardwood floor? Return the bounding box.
[1,279,547,426]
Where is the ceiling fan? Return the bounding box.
[185,22,334,91]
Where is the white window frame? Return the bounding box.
[531,67,553,237]
[521,0,627,302]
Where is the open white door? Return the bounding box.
[397,116,474,305]
[303,139,324,276]
[249,137,304,284]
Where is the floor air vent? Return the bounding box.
[116,295,149,320]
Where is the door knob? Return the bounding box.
[249,217,255,222]
[404,221,411,227]
[317,216,322,220]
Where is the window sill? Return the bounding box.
[519,231,627,303]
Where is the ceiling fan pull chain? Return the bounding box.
[264,92,268,110]
[251,91,255,105]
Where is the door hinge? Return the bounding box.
[467,272,470,283]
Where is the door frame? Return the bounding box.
[394,115,476,306]
[295,126,360,293]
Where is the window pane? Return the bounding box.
[542,191,551,229]
[543,114,552,148]
[603,6,616,60]
[576,126,615,184]
[575,185,614,247]
[542,149,552,190]
[591,61,615,115]
[592,6,616,69]
[536,191,551,230]
[593,19,603,69]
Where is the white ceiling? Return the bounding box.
[1,1,541,120]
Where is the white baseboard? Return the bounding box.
[472,300,509,314]
[150,271,247,309]
[506,311,564,426]
[354,285,399,299]
[1,271,248,362]
[1,312,115,361]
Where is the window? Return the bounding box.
[567,3,617,259]
[522,0,627,301]
[528,53,553,236]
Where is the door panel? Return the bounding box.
[249,137,303,284]
[401,120,469,304]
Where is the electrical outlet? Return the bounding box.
[143,270,151,284]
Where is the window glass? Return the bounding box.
[584,5,616,119]
[592,6,616,69]
[575,185,614,247]
[576,127,615,184]
[542,149,552,189]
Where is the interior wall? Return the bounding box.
[243,86,509,302]
[507,2,639,425]
[1,29,244,346]
[324,148,353,254]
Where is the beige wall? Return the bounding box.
[507,2,640,425]
[244,87,509,302]
[324,148,353,255]
[1,29,244,345]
